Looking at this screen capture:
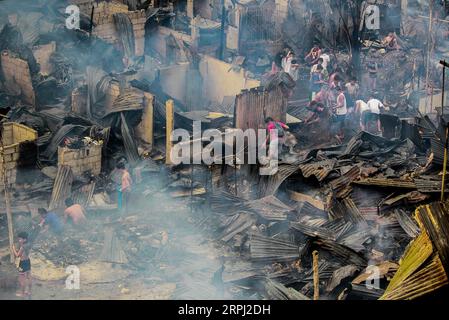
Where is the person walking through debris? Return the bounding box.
[116,162,132,214]
[333,87,348,143]
[12,231,32,298]
[367,95,384,134]
[64,198,87,226]
[264,117,289,160]
[38,208,63,235]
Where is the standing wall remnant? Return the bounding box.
[1,51,35,106]
[234,86,287,131]
[58,144,103,177]
[1,123,38,187]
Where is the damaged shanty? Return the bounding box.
[1,0,449,301]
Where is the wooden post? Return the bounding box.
[441,126,449,202]
[1,145,15,264]
[140,92,154,147]
[187,0,194,18]
[312,250,319,300]
[425,0,434,114]
[166,99,174,165]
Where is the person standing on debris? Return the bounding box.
[310,58,329,81]
[12,231,32,298]
[367,95,384,133]
[116,162,132,214]
[333,87,347,143]
[264,117,289,159]
[305,44,321,65]
[282,50,299,76]
[309,65,325,101]
[355,99,370,131]
[319,49,331,70]
[38,208,63,235]
[345,77,359,109]
[63,198,87,226]
[367,59,378,91]
[289,58,300,81]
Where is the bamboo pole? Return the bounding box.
[165,99,174,165]
[313,250,319,300]
[1,143,15,264]
[441,127,448,202]
[143,92,154,147]
[425,0,434,114]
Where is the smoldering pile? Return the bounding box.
[191,117,449,300]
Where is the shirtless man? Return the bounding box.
[64,198,87,226]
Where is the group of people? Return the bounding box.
[12,161,133,299]
[298,45,386,143]
[12,198,87,298]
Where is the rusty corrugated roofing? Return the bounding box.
[298,159,337,182]
[353,178,416,189]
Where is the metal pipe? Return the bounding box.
[219,0,226,60]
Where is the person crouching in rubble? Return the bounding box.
[305,101,331,141]
[12,232,32,298]
[116,162,132,214]
[64,198,87,227]
[38,208,63,236]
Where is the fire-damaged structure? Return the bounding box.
[0,0,449,301]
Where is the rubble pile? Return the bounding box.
[0,0,449,301]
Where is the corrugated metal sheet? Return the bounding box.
[235,86,287,131]
[328,166,360,199]
[415,177,449,193]
[380,254,448,300]
[381,231,434,299]
[298,159,337,182]
[48,165,73,210]
[353,178,416,189]
[250,233,304,262]
[416,202,449,275]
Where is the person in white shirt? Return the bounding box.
[367,96,384,132]
[310,58,329,80]
[333,86,347,143]
[355,100,369,131]
[282,51,293,74]
[319,51,330,70]
[289,58,300,81]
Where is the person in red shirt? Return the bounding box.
[64,198,87,226]
[264,117,289,160]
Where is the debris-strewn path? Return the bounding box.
[0,188,229,300]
